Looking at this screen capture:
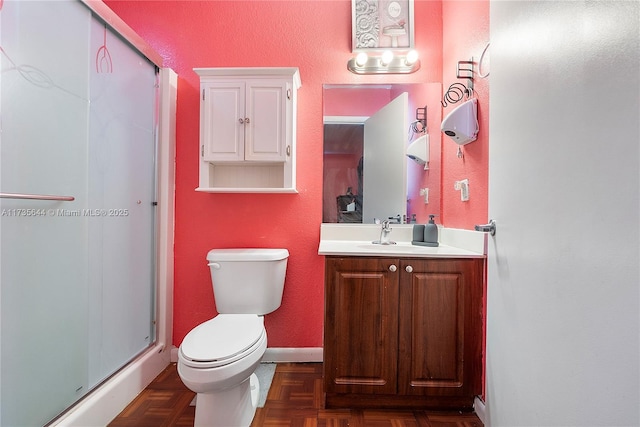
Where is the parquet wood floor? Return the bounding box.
[108,363,483,427]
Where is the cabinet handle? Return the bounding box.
[389,264,397,272]
[405,265,413,273]
[239,118,244,124]
[286,145,291,156]
[287,88,292,100]
[245,117,250,124]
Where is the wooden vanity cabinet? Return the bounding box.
[323,256,484,410]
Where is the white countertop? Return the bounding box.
[318,224,486,258]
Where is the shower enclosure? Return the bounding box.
[0,1,175,426]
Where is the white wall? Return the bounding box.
[487,1,639,426]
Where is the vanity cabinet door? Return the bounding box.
[398,258,483,397]
[323,257,399,395]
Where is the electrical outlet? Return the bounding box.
[419,188,429,204]
[454,179,469,201]
[460,179,469,201]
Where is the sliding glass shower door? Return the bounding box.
[0,1,158,425]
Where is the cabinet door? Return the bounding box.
[201,81,245,162]
[398,259,483,397]
[324,257,399,394]
[244,80,287,162]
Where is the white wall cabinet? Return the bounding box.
[195,67,301,193]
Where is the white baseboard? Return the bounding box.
[474,396,486,425]
[263,347,323,362]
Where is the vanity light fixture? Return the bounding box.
[347,49,420,74]
[405,49,419,66]
[355,52,369,67]
[380,50,394,66]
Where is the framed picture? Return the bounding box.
[352,0,415,52]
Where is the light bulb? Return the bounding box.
[355,52,368,67]
[405,50,419,65]
[380,50,394,66]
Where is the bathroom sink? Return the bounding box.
[356,242,441,254]
[358,243,401,250]
[321,240,448,257]
[318,224,486,258]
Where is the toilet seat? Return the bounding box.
[179,314,265,369]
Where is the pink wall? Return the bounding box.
[103,0,445,348]
[441,0,489,228]
[442,0,490,396]
[103,0,489,351]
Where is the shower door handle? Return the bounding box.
[0,192,75,201]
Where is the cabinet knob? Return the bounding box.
[405,265,413,273]
[389,264,397,272]
[239,118,244,124]
[245,117,250,124]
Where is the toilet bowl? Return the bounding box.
[178,315,267,426]
[177,248,288,427]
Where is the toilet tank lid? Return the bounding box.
[206,248,289,262]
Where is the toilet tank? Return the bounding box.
[206,248,289,315]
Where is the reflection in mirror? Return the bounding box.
[323,122,364,223]
[323,84,442,224]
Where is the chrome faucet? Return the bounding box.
[388,214,402,224]
[373,220,396,245]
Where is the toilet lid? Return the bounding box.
[206,248,289,262]
[180,314,264,364]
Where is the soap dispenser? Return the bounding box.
[423,215,439,247]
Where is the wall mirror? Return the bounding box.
[323,83,442,224]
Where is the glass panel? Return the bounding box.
[87,16,157,388]
[0,2,91,425]
[0,1,157,425]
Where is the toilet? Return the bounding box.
[177,248,289,427]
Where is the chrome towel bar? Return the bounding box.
[0,192,75,201]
